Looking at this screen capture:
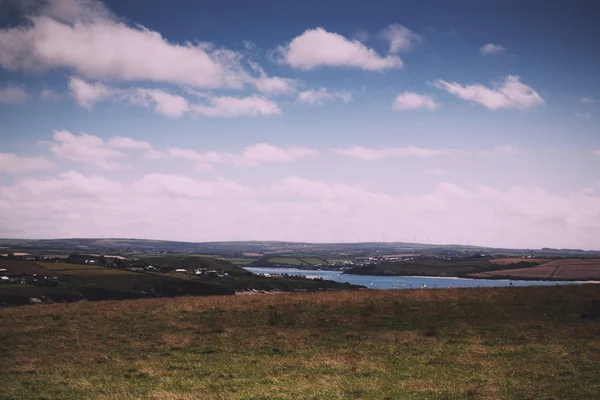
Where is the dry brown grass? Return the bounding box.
[1,286,600,399]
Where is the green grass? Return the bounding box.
[263,256,329,266]
[1,285,599,399]
[267,256,307,265]
[37,262,110,271]
[226,258,256,266]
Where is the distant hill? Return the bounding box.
[345,258,545,277]
[1,238,598,258]
[141,255,249,275]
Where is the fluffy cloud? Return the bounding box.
[191,94,281,117]
[69,77,279,118]
[169,143,318,170]
[254,76,297,94]
[108,136,163,159]
[1,172,599,249]
[68,77,190,118]
[0,153,54,173]
[381,24,422,53]
[133,174,248,198]
[47,130,126,170]
[480,43,506,55]
[276,27,403,70]
[332,145,457,161]
[43,130,164,168]
[68,77,115,108]
[248,62,298,94]
[576,112,592,119]
[0,85,28,104]
[580,97,595,104]
[0,0,286,91]
[40,88,61,101]
[167,148,223,171]
[298,88,352,105]
[108,137,153,151]
[434,75,544,110]
[393,92,439,110]
[490,145,528,155]
[236,144,318,166]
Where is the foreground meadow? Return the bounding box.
[1,285,600,399]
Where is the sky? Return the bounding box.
[0,0,599,249]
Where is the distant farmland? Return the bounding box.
[249,256,332,268]
[469,258,600,280]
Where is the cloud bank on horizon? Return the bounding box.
[0,0,599,249]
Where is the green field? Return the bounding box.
[255,256,330,266]
[1,285,599,399]
[225,257,256,266]
[0,258,356,305]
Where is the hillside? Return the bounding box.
[141,255,248,275]
[1,285,599,399]
[0,258,359,306]
[345,257,545,277]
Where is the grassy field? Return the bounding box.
[1,285,599,399]
[470,259,600,280]
[249,256,331,268]
[0,259,357,305]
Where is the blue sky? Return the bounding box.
[0,0,599,249]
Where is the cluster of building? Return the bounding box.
[174,268,229,278]
[0,268,58,285]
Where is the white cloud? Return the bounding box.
[0,85,28,104]
[47,130,126,170]
[580,97,595,104]
[0,153,54,173]
[298,88,352,105]
[2,173,599,249]
[393,92,439,110]
[44,130,170,168]
[490,145,528,155]
[68,77,115,108]
[133,174,248,198]
[69,77,280,118]
[128,88,190,118]
[381,24,422,53]
[40,88,61,101]
[593,150,600,157]
[434,75,544,110]
[167,148,223,171]
[576,112,592,119]
[332,145,457,161]
[0,0,287,91]
[168,143,318,169]
[108,137,153,151]
[108,136,163,159]
[192,94,281,117]
[428,168,449,176]
[276,27,403,70]
[248,62,298,94]
[68,77,190,118]
[480,43,506,55]
[254,76,297,94]
[234,143,319,166]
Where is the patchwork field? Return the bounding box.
[254,256,331,267]
[0,258,358,306]
[1,285,599,399]
[471,259,600,280]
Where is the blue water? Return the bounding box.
[245,267,584,290]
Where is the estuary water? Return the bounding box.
[245,267,584,290]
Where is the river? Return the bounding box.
[245,267,584,290]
